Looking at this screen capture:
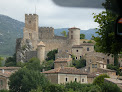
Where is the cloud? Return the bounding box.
[0,0,104,30]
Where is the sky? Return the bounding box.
[0,0,105,30]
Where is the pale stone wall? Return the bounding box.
[39,27,54,39]
[58,74,87,84]
[54,62,68,69]
[87,77,95,84]
[37,45,45,64]
[44,74,58,84]
[68,28,80,46]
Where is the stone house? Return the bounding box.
[0,67,20,90]
[42,67,88,84]
[54,58,72,69]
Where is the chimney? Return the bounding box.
[2,69,4,74]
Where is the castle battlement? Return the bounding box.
[40,27,54,31]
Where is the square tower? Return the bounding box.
[23,14,39,50]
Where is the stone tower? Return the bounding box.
[23,14,39,50]
[37,41,45,64]
[68,27,80,46]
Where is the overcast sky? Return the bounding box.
[0,0,105,30]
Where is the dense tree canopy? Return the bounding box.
[9,68,49,92]
[5,54,16,66]
[46,49,58,61]
[93,0,122,66]
[80,34,85,39]
[61,31,67,37]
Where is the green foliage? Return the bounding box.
[45,84,65,92]
[101,82,121,92]
[25,57,41,71]
[87,40,93,43]
[72,59,86,69]
[40,60,54,71]
[61,31,67,37]
[5,53,16,66]
[9,68,49,92]
[0,56,4,66]
[46,49,58,61]
[80,34,85,39]
[30,86,43,92]
[93,74,109,86]
[0,90,9,92]
[93,10,122,66]
[107,64,120,75]
[65,82,101,92]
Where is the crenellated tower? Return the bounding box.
[23,14,39,50]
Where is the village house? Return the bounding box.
[42,67,88,84]
[0,67,20,90]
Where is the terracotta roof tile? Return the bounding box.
[68,27,80,30]
[42,67,87,75]
[0,67,20,70]
[54,58,72,63]
[0,71,12,77]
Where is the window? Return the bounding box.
[76,57,77,60]
[82,79,84,82]
[80,56,82,59]
[71,35,73,39]
[29,33,32,39]
[92,64,94,68]
[71,31,73,33]
[66,78,68,82]
[94,64,97,68]
[107,59,109,64]
[75,78,77,82]
[76,50,78,52]
[87,48,89,51]
[0,80,3,86]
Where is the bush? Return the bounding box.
[93,74,109,86]
[101,82,121,92]
[46,49,58,61]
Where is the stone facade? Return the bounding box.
[54,58,72,68]
[42,67,87,84]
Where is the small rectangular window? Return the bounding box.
[82,79,84,82]
[76,50,78,52]
[0,80,3,86]
[66,78,68,82]
[71,35,73,39]
[75,78,77,82]
[76,57,78,60]
[87,48,89,51]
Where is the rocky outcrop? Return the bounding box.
[16,38,33,62]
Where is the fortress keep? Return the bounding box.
[16,14,95,63]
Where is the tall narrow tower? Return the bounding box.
[37,41,45,64]
[23,14,39,50]
[68,27,80,46]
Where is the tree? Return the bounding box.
[25,57,41,71]
[80,34,85,39]
[9,68,49,92]
[72,59,86,69]
[61,31,67,37]
[46,49,58,61]
[5,53,16,66]
[101,82,121,92]
[93,74,109,86]
[93,10,122,66]
[0,56,3,67]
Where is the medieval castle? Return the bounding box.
[16,14,114,66]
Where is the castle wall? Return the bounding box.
[39,27,54,39]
